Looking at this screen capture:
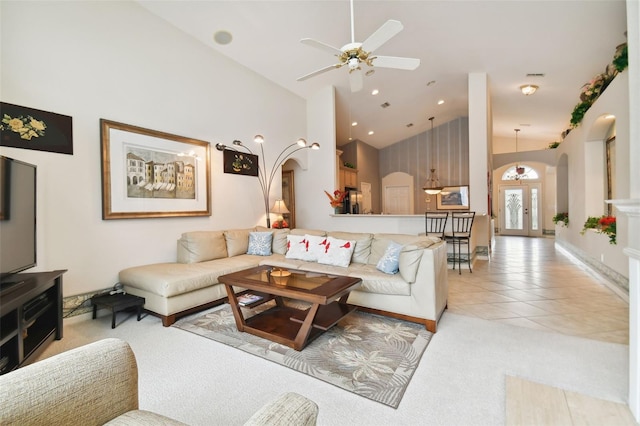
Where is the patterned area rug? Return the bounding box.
[173,302,433,408]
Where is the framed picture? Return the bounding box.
[281,170,295,228]
[222,149,258,176]
[437,185,470,210]
[1,102,73,155]
[100,119,211,219]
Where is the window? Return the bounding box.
[501,165,539,181]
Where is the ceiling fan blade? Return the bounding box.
[361,20,403,53]
[372,55,420,70]
[300,38,344,56]
[349,69,363,92]
[297,64,343,82]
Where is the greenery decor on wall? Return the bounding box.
[581,215,616,245]
[569,42,628,129]
[548,141,561,149]
[552,212,569,226]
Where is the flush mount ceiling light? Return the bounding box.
[520,84,539,96]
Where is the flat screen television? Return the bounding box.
[0,155,37,288]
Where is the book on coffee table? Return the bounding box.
[237,293,263,306]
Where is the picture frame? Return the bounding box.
[1,102,73,155]
[281,170,295,228]
[222,149,258,176]
[100,119,211,219]
[437,185,470,210]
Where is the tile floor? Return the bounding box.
[447,236,629,345]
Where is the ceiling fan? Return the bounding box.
[297,0,420,92]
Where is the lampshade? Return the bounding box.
[270,199,290,214]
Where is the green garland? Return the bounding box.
[569,42,628,129]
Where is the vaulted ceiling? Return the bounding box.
[138,0,627,150]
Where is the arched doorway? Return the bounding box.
[498,165,543,237]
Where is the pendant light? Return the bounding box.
[424,117,442,195]
[514,128,525,177]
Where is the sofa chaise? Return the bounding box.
[119,227,448,332]
[0,338,318,425]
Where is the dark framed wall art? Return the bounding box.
[100,119,211,219]
[1,102,73,155]
[222,149,259,176]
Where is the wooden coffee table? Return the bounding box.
[219,265,361,351]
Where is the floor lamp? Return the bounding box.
[216,135,319,228]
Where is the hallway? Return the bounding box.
[447,236,629,345]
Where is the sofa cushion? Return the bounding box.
[247,231,273,256]
[376,242,402,274]
[327,231,373,264]
[317,236,356,268]
[105,410,188,426]
[399,240,437,283]
[177,231,227,264]
[224,228,253,257]
[119,256,260,297]
[289,228,326,237]
[257,226,290,255]
[304,234,328,261]
[345,264,411,296]
[369,233,425,266]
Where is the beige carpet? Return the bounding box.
[173,302,433,408]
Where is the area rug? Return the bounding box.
[173,303,433,408]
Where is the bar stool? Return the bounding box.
[425,211,449,239]
[445,211,475,274]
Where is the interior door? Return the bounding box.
[499,183,542,236]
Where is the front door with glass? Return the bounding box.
[498,183,542,237]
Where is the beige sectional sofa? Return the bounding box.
[119,227,448,332]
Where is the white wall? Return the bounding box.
[0,1,307,296]
[554,71,629,280]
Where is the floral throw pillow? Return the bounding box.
[376,242,403,274]
[246,232,273,256]
[317,237,356,268]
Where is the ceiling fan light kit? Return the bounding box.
[297,0,420,92]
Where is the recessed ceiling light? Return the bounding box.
[437,99,445,105]
[368,131,374,135]
[213,30,233,45]
[351,121,358,126]
[371,89,379,95]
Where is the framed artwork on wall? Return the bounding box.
[437,185,470,210]
[222,149,258,176]
[100,119,211,219]
[0,102,73,155]
[281,170,295,228]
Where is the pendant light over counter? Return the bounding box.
[423,117,442,195]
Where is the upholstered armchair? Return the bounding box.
[0,338,318,425]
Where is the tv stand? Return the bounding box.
[0,270,65,375]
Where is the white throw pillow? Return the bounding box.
[303,234,328,262]
[317,237,356,268]
[285,234,308,260]
[376,242,403,274]
[246,231,273,256]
